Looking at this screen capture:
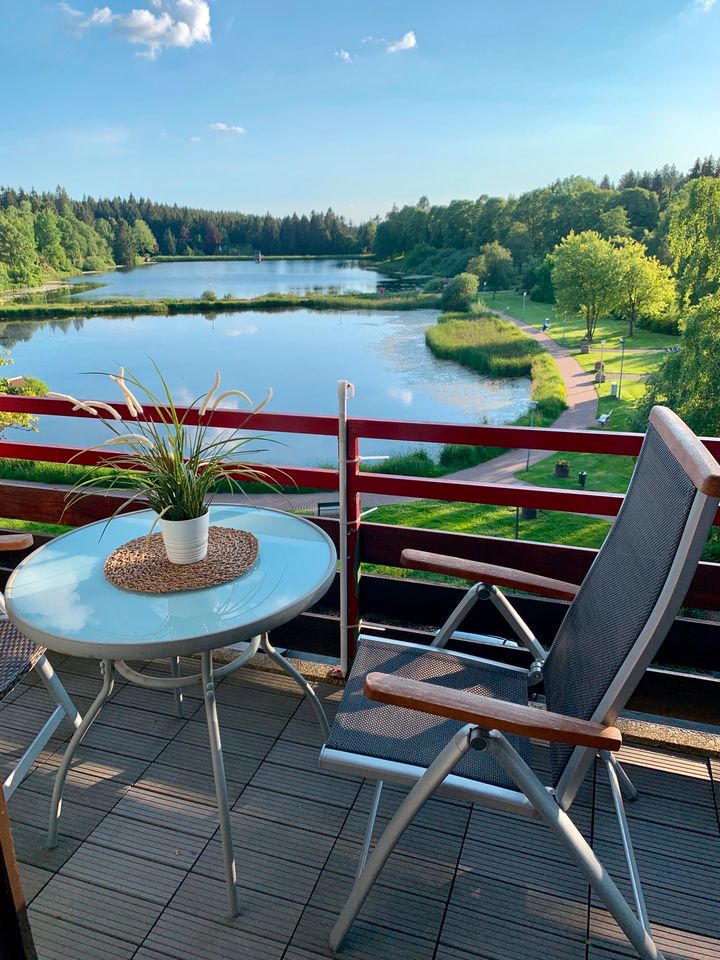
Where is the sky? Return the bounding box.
[1,0,720,221]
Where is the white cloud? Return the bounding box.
[695,0,717,10]
[59,0,211,59]
[334,48,352,62]
[386,30,416,53]
[210,122,246,135]
[189,135,202,142]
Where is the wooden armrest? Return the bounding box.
[0,534,33,552]
[364,673,622,751]
[401,549,580,602]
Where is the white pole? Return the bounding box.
[337,380,355,677]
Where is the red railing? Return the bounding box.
[0,392,718,718]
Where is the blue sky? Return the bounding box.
[2,0,720,220]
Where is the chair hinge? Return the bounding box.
[528,659,545,686]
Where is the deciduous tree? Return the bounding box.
[613,238,676,337]
[440,272,478,312]
[551,231,621,342]
[668,177,720,306]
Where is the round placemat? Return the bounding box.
[104,526,259,594]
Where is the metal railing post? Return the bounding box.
[337,380,360,675]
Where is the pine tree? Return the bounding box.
[113,218,137,267]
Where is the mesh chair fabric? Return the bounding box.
[543,424,698,783]
[326,638,530,791]
[0,618,44,699]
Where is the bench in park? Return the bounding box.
[597,411,612,427]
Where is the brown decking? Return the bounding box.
[1,655,719,960]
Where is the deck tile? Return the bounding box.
[143,908,285,960]
[31,874,162,945]
[1,654,716,960]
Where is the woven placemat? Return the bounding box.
[104,526,259,594]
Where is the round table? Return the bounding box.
[5,504,337,916]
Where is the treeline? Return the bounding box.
[373,155,720,302]
[0,185,373,291]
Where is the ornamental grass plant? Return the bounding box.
[50,362,277,527]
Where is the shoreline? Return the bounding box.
[0,291,440,321]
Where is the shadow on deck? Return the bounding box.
[1,655,719,960]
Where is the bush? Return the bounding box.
[440,273,479,312]
[426,312,567,422]
[201,289,217,301]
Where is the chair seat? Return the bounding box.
[0,618,45,700]
[325,637,531,791]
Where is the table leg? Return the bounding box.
[260,634,330,740]
[201,650,238,918]
[170,656,184,718]
[48,659,114,849]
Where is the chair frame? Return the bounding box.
[320,407,720,960]
[1,533,82,801]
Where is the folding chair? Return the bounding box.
[320,406,720,960]
[0,534,82,800]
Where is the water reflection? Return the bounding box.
[0,308,531,465]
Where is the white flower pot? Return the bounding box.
[159,512,209,564]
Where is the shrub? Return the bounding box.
[440,273,479,312]
[201,289,217,301]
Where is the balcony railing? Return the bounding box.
[0,389,718,723]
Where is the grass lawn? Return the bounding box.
[488,291,679,351]
[366,499,611,585]
[575,350,667,378]
[0,517,71,536]
[518,450,635,494]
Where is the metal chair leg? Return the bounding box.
[170,656,184,718]
[201,650,238,918]
[357,781,383,878]
[329,726,476,951]
[489,732,664,960]
[608,752,640,801]
[49,659,114,848]
[35,655,82,729]
[604,754,649,932]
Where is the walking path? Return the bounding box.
[243,309,600,513]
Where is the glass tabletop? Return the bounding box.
[5,505,337,660]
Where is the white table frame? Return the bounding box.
[6,507,336,917]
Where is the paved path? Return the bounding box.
[242,309,600,513]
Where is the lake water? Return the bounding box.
[0,309,531,465]
[68,258,401,301]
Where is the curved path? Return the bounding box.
[239,309,600,512]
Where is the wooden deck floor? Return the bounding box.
[1,654,719,960]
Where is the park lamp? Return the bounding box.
[525,400,538,472]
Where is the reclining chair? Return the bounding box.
[320,406,720,960]
[1,534,82,799]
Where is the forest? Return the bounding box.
[1,155,719,294]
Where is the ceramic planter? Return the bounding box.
[159,512,209,564]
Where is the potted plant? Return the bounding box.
[50,364,275,564]
[554,459,570,478]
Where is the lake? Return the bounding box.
[0,309,531,466]
[67,258,403,301]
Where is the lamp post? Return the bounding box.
[525,400,538,472]
[562,311,566,345]
[483,280,487,297]
[522,290,527,318]
[618,337,626,399]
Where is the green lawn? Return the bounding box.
[517,450,635,494]
[488,291,679,351]
[574,349,667,378]
[368,498,611,563]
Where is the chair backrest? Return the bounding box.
[543,406,720,807]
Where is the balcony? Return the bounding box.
[1,394,719,959]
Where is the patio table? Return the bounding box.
[4,504,337,916]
